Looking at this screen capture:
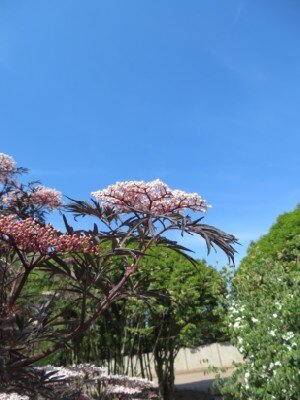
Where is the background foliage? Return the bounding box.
[33,247,227,399]
[237,204,300,275]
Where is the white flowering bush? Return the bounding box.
[218,236,300,400]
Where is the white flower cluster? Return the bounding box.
[0,364,157,400]
[31,186,62,210]
[1,190,23,206]
[282,331,297,351]
[0,153,16,183]
[0,153,16,173]
[106,385,141,395]
[244,370,250,389]
[233,316,244,329]
[102,374,153,387]
[269,361,282,370]
[1,186,62,211]
[282,331,295,341]
[39,364,157,399]
[92,179,210,216]
[0,394,29,400]
[41,364,107,381]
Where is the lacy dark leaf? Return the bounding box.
[189,223,239,263]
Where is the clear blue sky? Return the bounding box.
[1,0,299,267]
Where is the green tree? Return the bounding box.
[140,248,227,400]
[52,247,227,400]
[237,204,300,276]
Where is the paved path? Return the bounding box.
[175,368,234,392]
[154,367,234,392]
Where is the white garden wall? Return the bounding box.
[122,342,244,377]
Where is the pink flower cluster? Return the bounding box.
[0,153,16,183]
[31,186,62,210]
[1,190,23,206]
[0,216,97,255]
[91,179,210,216]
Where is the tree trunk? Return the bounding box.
[154,347,175,400]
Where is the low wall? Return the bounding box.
[122,342,243,377]
[174,342,244,373]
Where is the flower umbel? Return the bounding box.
[0,153,16,183]
[0,153,15,173]
[91,179,210,216]
[31,186,62,210]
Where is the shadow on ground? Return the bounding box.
[176,377,215,392]
[173,369,232,399]
[175,387,213,400]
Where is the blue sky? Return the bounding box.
[0,0,299,267]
